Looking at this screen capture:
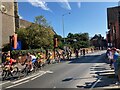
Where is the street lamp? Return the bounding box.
[62,12,71,43]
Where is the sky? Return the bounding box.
[18,1,118,38]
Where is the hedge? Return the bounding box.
[11,48,46,57]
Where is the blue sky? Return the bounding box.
[18,2,118,38]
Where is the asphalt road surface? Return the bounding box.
[2,50,107,89]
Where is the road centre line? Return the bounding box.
[6,80,30,89]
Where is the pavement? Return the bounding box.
[1,50,120,89]
[75,54,120,90]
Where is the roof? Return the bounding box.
[19,19,57,35]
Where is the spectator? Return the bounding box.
[112,48,119,79]
[83,49,85,56]
[80,48,83,55]
[107,48,113,69]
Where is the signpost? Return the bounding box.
[9,34,18,58]
[53,37,58,59]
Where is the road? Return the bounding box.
[2,50,109,89]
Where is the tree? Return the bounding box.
[66,32,90,49]
[16,15,55,50]
[34,16,47,27]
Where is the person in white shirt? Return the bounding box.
[107,49,113,69]
[26,53,37,71]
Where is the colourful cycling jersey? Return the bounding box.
[36,53,41,59]
[30,55,37,63]
[30,55,36,60]
[9,59,16,65]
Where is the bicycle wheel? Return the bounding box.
[32,63,38,73]
[2,70,9,81]
[12,67,19,76]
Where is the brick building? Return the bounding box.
[0,1,19,47]
[107,6,120,48]
[90,34,107,50]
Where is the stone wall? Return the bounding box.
[1,1,15,46]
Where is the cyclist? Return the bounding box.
[62,50,66,60]
[36,52,41,60]
[55,50,61,63]
[83,49,86,56]
[75,49,79,58]
[25,53,35,71]
[69,49,72,59]
[30,53,37,71]
[47,51,52,64]
[66,49,70,60]
[3,56,17,73]
[36,52,44,67]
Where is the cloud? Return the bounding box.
[19,14,23,19]
[78,2,81,8]
[58,0,71,10]
[27,0,51,11]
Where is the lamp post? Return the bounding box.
[62,12,71,44]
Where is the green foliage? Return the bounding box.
[7,15,91,51]
[34,16,47,26]
[66,33,90,49]
[16,15,55,50]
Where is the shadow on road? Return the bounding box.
[77,65,118,89]
[62,76,94,82]
[68,53,108,64]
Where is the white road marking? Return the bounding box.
[12,71,45,84]
[89,77,102,90]
[46,70,53,74]
[6,80,30,89]
[53,86,56,88]
[30,70,54,80]
[6,70,54,88]
[31,72,46,80]
[0,81,10,86]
